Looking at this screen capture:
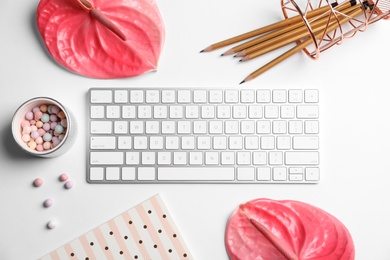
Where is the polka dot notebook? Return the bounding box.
[40,194,192,259]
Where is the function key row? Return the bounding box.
[90,89,319,104]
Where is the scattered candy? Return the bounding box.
[59,173,68,182]
[64,180,73,189]
[43,198,54,208]
[33,178,43,187]
[47,219,58,229]
[20,103,68,152]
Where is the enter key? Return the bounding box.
[293,136,319,150]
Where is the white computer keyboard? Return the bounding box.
[87,88,319,184]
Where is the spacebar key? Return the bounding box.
[158,167,235,181]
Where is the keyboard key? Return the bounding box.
[257,90,271,103]
[130,90,144,103]
[293,136,319,150]
[257,167,271,181]
[91,90,112,103]
[142,152,156,165]
[138,167,155,180]
[209,90,223,103]
[90,152,123,165]
[114,90,128,103]
[241,90,255,103]
[118,136,132,149]
[158,167,235,181]
[106,167,120,180]
[285,152,319,165]
[90,106,104,118]
[305,89,319,103]
[90,121,112,134]
[305,120,319,134]
[90,136,116,149]
[194,90,207,103]
[126,152,139,165]
[225,90,239,103]
[305,167,320,181]
[161,90,175,103]
[297,105,319,119]
[237,168,255,181]
[288,89,303,103]
[272,89,287,103]
[122,167,136,180]
[273,167,287,181]
[178,90,191,103]
[145,90,160,103]
[90,167,104,180]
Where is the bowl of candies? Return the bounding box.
[12,97,77,157]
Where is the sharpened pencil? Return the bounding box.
[240,6,365,84]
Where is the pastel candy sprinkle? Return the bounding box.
[54,125,64,134]
[33,178,43,187]
[43,133,52,142]
[28,140,37,150]
[43,198,54,208]
[47,219,58,229]
[36,121,43,128]
[50,114,57,122]
[38,129,46,137]
[22,126,31,134]
[21,120,30,128]
[31,131,39,139]
[59,173,68,181]
[64,180,73,189]
[40,104,47,112]
[42,123,50,131]
[34,111,43,120]
[25,111,34,120]
[41,113,50,123]
[36,144,44,151]
[43,141,51,150]
[22,134,30,142]
[51,106,60,114]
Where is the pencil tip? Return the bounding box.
[201,46,213,52]
[239,80,245,84]
[200,50,204,53]
[220,53,224,56]
[222,49,235,56]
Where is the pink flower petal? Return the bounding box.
[36,0,165,78]
[225,199,354,260]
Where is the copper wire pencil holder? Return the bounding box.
[281,0,390,60]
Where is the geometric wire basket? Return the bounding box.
[281,0,390,59]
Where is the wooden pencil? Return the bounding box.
[200,2,342,52]
[222,1,356,55]
[240,6,365,84]
[239,4,361,61]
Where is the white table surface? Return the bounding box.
[1,0,390,259]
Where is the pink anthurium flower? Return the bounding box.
[226,198,355,260]
[36,0,165,78]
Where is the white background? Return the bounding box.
[1,0,390,259]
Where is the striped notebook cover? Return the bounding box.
[40,194,192,259]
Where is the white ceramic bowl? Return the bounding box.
[12,97,77,157]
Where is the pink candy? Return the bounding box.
[33,178,43,187]
[20,103,68,152]
[59,173,68,181]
